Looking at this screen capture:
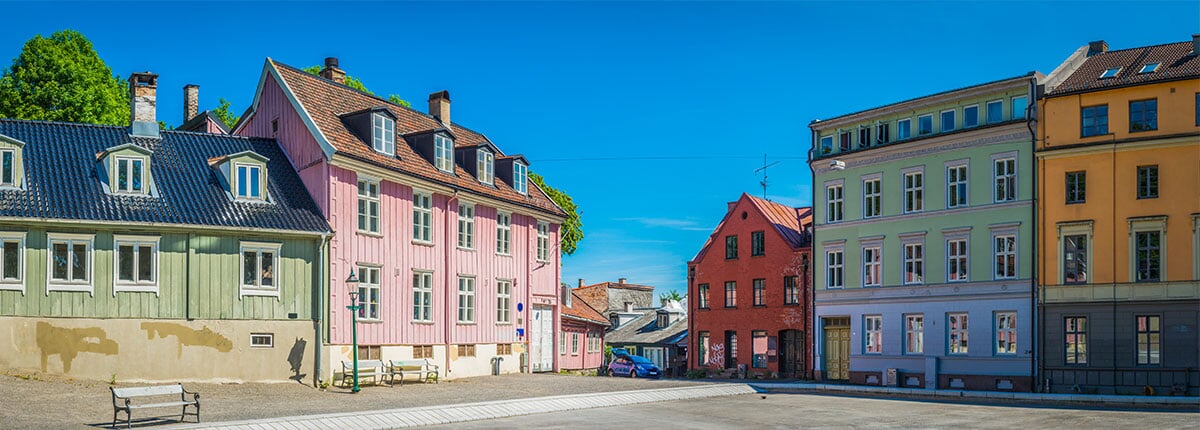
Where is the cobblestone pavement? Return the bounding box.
[0,371,704,429]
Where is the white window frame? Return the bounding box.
[963,104,979,128]
[434,134,454,173]
[536,221,550,262]
[113,155,148,195]
[905,314,924,355]
[46,233,94,295]
[1128,216,1167,283]
[862,174,881,219]
[948,312,969,355]
[940,109,956,132]
[560,332,567,355]
[412,270,433,322]
[992,227,1018,280]
[825,180,844,223]
[861,240,882,288]
[864,315,882,354]
[825,243,845,289]
[945,160,968,209]
[986,100,1004,124]
[917,114,933,135]
[250,333,274,348]
[477,150,495,185]
[0,232,26,293]
[412,190,433,244]
[372,114,396,156]
[992,152,1018,203]
[497,279,512,324]
[945,228,971,283]
[571,332,580,355]
[496,212,512,255]
[513,162,528,195]
[357,177,381,234]
[902,236,925,285]
[457,203,475,250]
[355,265,382,321]
[995,311,1017,355]
[0,148,17,188]
[902,167,924,213]
[112,235,160,296]
[234,163,264,201]
[1058,221,1093,285]
[457,276,476,323]
[897,118,912,140]
[239,241,282,298]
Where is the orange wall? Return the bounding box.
[1040,80,1200,149]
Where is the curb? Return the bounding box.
[749,382,1200,408]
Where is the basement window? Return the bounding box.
[1099,67,1121,79]
[250,333,274,348]
[1138,63,1160,74]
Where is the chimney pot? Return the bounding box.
[578,278,585,288]
[618,278,626,285]
[624,302,633,312]
[183,84,199,123]
[1087,40,1108,56]
[129,72,159,138]
[428,90,451,127]
[319,57,346,85]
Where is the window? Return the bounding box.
[986,100,1003,124]
[995,312,1016,355]
[457,276,475,323]
[1063,234,1088,284]
[114,156,146,194]
[477,150,494,185]
[0,149,15,187]
[1081,105,1108,137]
[496,279,512,323]
[250,333,274,348]
[725,235,738,259]
[724,281,737,308]
[1065,317,1087,364]
[864,315,882,354]
[240,242,280,297]
[947,164,967,208]
[458,344,476,357]
[1065,171,1086,204]
[560,332,567,355]
[820,136,834,155]
[751,231,765,256]
[948,313,968,354]
[897,118,911,140]
[917,114,933,135]
[698,283,710,309]
[826,184,843,222]
[994,234,1017,280]
[1135,62,1158,74]
[993,157,1016,202]
[357,266,381,321]
[1137,165,1158,199]
[372,114,395,155]
[48,234,94,292]
[875,122,889,144]
[414,345,434,359]
[536,221,550,262]
[434,134,454,172]
[905,315,924,354]
[940,109,955,132]
[725,330,738,366]
[1135,231,1161,282]
[752,279,765,306]
[357,178,380,234]
[235,163,262,200]
[963,105,979,128]
[1129,99,1157,132]
[0,233,24,292]
[839,131,851,151]
[863,177,881,218]
[1011,96,1028,120]
[113,236,158,294]
[413,271,433,322]
[513,162,528,194]
[571,333,580,355]
[357,345,381,360]
[1099,67,1121,79]
[783,276,799,305]
[698,332,710,366]
[947,239,968,282]
[412,191,433,243]
[657,313,670,328]
[752,331,768,368]
[1136,315,1161,365]
[499,343,514,355]
[862,245,881,287]
[496,212,512,255]
[826,250,844,288]
[457,203,475,249]
[857,127,871,148]
[903,243,924,285]
[903,170,923,213]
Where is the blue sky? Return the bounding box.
[3,1,1196,296]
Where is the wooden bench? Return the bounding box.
[389,359,440,385]
[341,360,390,388]
[110,383,199,429]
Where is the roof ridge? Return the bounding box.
[0,118,126,130]
[1098,40,1194,55]
[272,60,449,126]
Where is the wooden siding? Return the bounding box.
[240,76,331,216]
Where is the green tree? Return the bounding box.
[212,97,240,130]
[530,172,583,255]
[659,290,684,305]
[0,30,129,125]
[301,65,410,108]
[388,94,411,108]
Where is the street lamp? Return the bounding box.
[345,268,361,393]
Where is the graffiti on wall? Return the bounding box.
[140,322,233,358]
[782,308,805,328]
[36,322,119,373]
[708,342,725,368]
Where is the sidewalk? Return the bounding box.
[747,381,1200,408]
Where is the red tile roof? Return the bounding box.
[573,284,609,313]
[268,60,566,218]
[690,193,812,263]
[561,291,609,326]
[1048,40,1200,96]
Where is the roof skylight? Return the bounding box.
[1138,63,1161,74]
[1099,67,1121,79]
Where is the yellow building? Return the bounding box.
[1037,37,1200,395]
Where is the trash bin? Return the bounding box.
[519,352,528,373]
[491,356,504,376]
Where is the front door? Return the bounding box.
[822,318,850,381]
[529,305,554,372]
[644,347,664,369]
[779,329,804,378]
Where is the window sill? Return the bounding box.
[496,252,512,257]
[457,246,476,252]
[783,303,800,307]
[357,231,384,238]
[698,307,710,310]
[113,285,160,296]
[1066,201,1085,205]
[412,321,435,325]
[412,240,435,247]
[47,283,94,295]
[357,319,384,324]
[724,306,738,309]
[457,322,476,325]
[1136,195,1159,200]
[753,304,766,308]
[239,288,281,299]
[0,283,25,294]
[496,322,513,326]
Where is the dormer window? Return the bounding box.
[209,150,270,203]
[513,162,528,194]
[97,143,152,197]
[0,149,17,187]
[372,113,395,155]
[113,156,146,194]
[477,150,494,185]
[434,134,454,172]
[235,163,263,200]
[657,313,669,328]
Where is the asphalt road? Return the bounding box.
[425,392,1200,429]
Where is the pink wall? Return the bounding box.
[559,320,605,370]
[238,76,331,216]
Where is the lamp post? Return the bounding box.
[345,269,361,393]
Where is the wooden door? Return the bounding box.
[779,330,804,378]
[823,318,850,380]
[530,305,554,372]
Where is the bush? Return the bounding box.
[685,368,708,379]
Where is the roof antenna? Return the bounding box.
[754,153,780,200]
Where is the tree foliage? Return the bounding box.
[659,290,684,305]
[301,65,410,108]
[212,97,240,130]
[530,172,583,256]
[0,30,129,125]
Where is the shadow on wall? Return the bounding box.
[287,338,307,384]
[36,322,119,373]
[140,322,233,358]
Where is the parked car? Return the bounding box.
[607,354,661,379]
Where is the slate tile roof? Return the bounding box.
[1048,41,1200,96]
[0,119,329,233]
[606,310,688,345]
[561,291,610,326]
[269,60,566,218]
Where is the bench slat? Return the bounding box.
[128,401,196,409]
[113,384,183,397]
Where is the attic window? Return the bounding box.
[235,163,264,200]
[372,114,395,155]
[113,156,146,194]
[477,150,494,185]
[1138,63,1161,74]
[0,149,17,187]
[434,134,454,172]
[513,162,528,195]
[657,313,669,328]
[1099,67,1121,79]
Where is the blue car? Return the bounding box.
[607,354,661,378]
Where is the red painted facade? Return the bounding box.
[688,194,813,378]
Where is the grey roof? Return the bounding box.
[0,119,329,233]
[606,311,688,346]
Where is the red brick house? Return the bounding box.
[688,194,813,378]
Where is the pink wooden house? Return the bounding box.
[559,289,609,372]
[235,57,567,380]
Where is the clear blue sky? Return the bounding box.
[4,1,1196,296]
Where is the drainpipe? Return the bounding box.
[444,190,459,377]
[185,233,193,321]
[1026,77,1039,392]
[315,232,329,388]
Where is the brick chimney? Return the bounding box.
[577,278,585,288]
[618,278,627,285]
[183,84,199,123]
[1193,34,1199,56]
[1087,40,1108,56]
[428,90,450,127]
[129,72,159,138]
[319,57,346,85]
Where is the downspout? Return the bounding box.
[809,125,821,380]
[185,233,192,321]
[1026,77,1039,392]
[444,189,459,377]
[314,232,329,388]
